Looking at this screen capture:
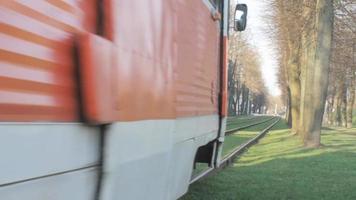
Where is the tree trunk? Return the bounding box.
[244,89,249,115]
[341,85,347,127]
[347,68,356,128]
[347,44,356,128]
[299,0,333,147]
[287,42,301,134]
[233,80,239,115]
[240,84,246,115]
[248,95,252,115]
[326,89,335,125]
[334,86,343,126]
[286,87,292,127]
[346,88,355,128]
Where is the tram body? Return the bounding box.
[0,0,234,199]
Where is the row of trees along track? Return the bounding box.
[269,0,355,147]
[228,31,268,116]
[325,0,356,128]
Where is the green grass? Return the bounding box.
[181,121,356,200]
[191,116,274,177]
[192,163,210,177]
[227,115,254,120]
[222,120,277,157]
[226,116,273,130]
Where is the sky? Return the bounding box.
[236,0,281,96]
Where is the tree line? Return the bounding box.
[227,34,268,116]
[270,0,354,147]
[325,0,355,128]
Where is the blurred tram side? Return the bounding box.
[0,0,246,199]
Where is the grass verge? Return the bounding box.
[191,116,275,177]
[181,120,356,200]
[226,116,273,130]
[222,119,277,157]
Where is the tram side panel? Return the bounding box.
[0,0,223,199]
[98,0,221,200]
[0,1,101,200]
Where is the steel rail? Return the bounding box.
[190,117,280,184]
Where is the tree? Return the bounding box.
[270,0,337,147]
[227,23,269,116]
[268,0,303,134]
[325,0,355,128]
[299,0,334,147]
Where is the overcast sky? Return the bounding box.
[236,0,281,96]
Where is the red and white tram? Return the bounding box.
[0,0,246,199]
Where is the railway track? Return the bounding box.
[225,116,278,135]
[190,116,280,184]
[227,115,272,125]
